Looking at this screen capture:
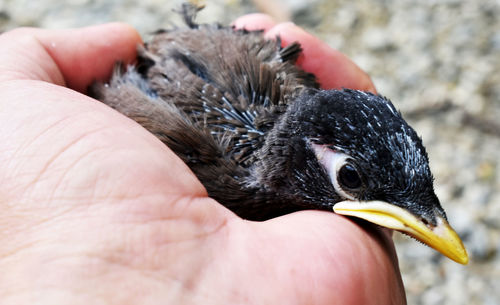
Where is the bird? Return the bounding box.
[91,4,468,264]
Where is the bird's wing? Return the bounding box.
[90,66,256,201]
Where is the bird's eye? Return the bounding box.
[338,163,362,190]
[310,143,363,200]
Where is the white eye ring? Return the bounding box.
[311,143,357,200]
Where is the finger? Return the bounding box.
[232,17,376,92]
[255,212,406,304]
[0,23,142,92]
[232,14,277,32]
[265,23,376,92]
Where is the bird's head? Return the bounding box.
[276,89,468,264]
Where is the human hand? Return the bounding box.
[0,18,405,305]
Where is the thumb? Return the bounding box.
[0,23,142,92]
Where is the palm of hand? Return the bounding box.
[0,19,405,305]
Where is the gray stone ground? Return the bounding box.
[1,0,498,304]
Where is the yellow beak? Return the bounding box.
[333,200,468,265]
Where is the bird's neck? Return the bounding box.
[243,113,339,215]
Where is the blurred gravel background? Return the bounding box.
[1,0,498,304]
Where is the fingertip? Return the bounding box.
[100,22,143,50]
[232,14,277,32]
[263,21,301,40]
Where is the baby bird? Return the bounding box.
[92,4,468,264]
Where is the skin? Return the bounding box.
[0,15,406,305]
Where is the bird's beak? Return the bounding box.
[333,200,468,264]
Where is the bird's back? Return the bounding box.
[143,18,318,164]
